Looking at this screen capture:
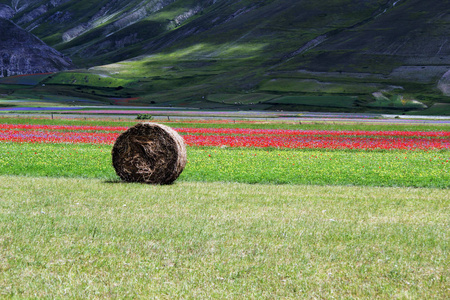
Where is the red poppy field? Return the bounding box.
[0,123,449,150]
[0,118,448,187]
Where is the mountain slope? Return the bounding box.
[0,18,74,77]
[1,0,214,65]
[280,0,450,74]
[1,0,450,114]
[4,0,449,71]
[3,0,391,65]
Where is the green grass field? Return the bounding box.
[0,116,448,298]
[0,176,448,298]
[0,142,448,188]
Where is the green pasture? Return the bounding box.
[259,79,380,94]
[1,63,448,114]
[0,73,52,86]
[409,103,450,116]
[0,143,448,188]
[369,93,428,110]
[0,176,448,298]
[0,99,72,108]
[45,72,133,88]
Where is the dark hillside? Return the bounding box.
[0,18,74,77]
[2,0,390,65]
[282,0,450,74]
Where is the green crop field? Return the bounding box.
[267,95,358,108]
[0,116,448,298]
[0,143,448,188]
[259,79,380,94]
[45,72,133,88]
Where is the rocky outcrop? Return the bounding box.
[0,4,14,19]
[17,4,50,26]
[0,18,74,77]
[438,69,450,96]
[61,0,177,42]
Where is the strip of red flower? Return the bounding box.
[1,124,448,138]
[175,127,450,138]
[182,134,450,150]
[0,129,117,144]
[0,124,127,132]
[0,126,449,150]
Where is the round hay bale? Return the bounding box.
[112,122,187,184]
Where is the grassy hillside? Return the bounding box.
[2,0,450,114]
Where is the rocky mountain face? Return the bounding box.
[0,4,14,19]
[0,17,74,77]
[0,0,216,68]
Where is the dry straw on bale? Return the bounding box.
[112,122,187,184]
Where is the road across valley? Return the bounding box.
[0,105,449,124]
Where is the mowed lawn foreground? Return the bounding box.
[0,175,448,299]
